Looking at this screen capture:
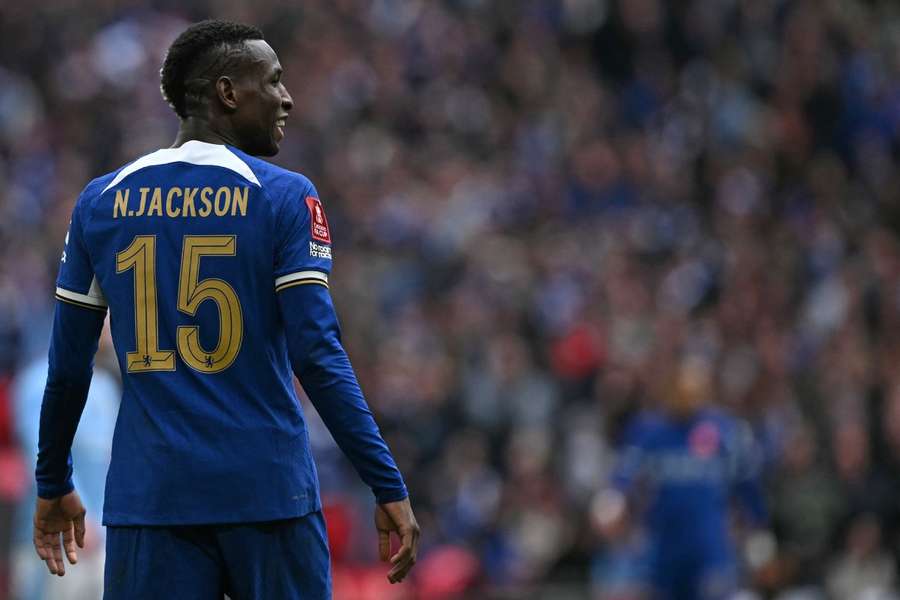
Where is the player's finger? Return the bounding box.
[74,511,86,549]
[40,533,60,575]
[388,561,408,583]
[378,529,391,562]
[44,557,59,576]
[389,541,411,565]
[63,523,79,565]
[390,529,418,564]
[387,533,417,583]
[49,532,65,576]
[388,553,415,583]
[33,528,50,560]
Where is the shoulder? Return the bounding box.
[78,166,128,206]
[699,408,754,448]
[699,408,740,432]
[72,165,131,225]
[225,147,315,199]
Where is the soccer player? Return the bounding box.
[31,19,419,599]
[596,357,768,599]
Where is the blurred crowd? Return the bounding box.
[1,0,900,598]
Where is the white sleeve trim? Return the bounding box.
[275,270,328,289]
[56,278,108,308]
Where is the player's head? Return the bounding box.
[160,19,292,156]
[664,355,713,419]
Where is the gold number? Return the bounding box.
[116,236,176,372]
[176,236,243,373]
[115,234,244,374]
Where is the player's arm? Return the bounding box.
[274,185,418,583]
[728,419,776,573]
[593,416,648,539]
[278,283,418,582]
[728,420,767,526]
[33,197,105,576]
[36,301,105,499]
[278,283,408,502]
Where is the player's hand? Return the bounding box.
[375,497,420,584]
[33,490,87,576]
[591,488,629,540]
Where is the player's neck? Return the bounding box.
[172,117,242,150]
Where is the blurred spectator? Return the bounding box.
[769,420,843,588]
[826,513,898,600]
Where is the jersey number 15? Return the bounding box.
[115,235,243,374]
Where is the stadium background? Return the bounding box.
[1,0,900,598]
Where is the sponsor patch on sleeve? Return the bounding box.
[309,241,332,260]
[305,196,331,243]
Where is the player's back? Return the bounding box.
[59,141,332,525]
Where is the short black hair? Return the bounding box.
[160,19,264,119]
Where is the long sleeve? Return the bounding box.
[730,420,768,526]
[36,300,105,499]
[611,416,649,495]
[277,282,408,504]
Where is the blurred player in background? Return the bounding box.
[12,323,118,600]
[594,356,769,600]
[30,19,419,599]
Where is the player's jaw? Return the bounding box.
[234,97,290,156]
[254,88,292,156]
[254,110,288,156]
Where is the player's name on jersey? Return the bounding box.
[112,186,249,219]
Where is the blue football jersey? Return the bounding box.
[55,141,348,525]
[612,409,766,552]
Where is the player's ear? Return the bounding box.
[215,76,239,112]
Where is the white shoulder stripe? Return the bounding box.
[101,140,260,194]
[56,284,108,307]
[275,270,328,288]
